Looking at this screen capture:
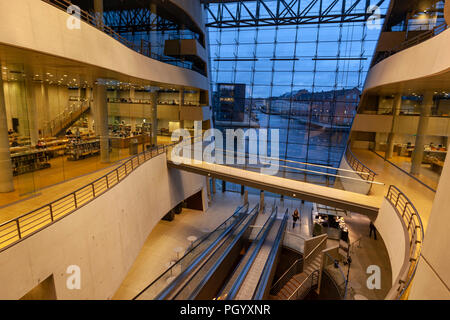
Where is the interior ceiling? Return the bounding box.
[363,68,450,99]
[0,44,198,91]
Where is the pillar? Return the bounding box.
[411,92,433,175]
[179,88,184,129]
[221,180,226,192]
[259,190,265,213]
[150,3,158,56]
[25,80,39,145]
[151,91,158,146]
[94,0,104,30]
[386,94,402,159]
[93,83,109,163]
[445,0,450,25]
[206,177,212,202]
[86,87,95,133]
[244,190,248,205]
[0,78,14,192]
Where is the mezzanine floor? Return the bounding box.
[352,148,435,230]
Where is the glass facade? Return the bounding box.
[207,1,389,187]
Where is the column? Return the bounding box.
[86,87,95,133]
[0,78,14,192]
[259,190,265,213]
[179,88,184,129]
[25,80,39,145]
[151,91,158,146]
[94,0,104,30]
[150,3,158,56]
[206,177,212,202]
[93,83,109,163]
[411,92,433,175]
[386,94,402,159]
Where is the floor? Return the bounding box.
[326,212,392,300]
[374,151,440,191]
[0,136,173,219]
[113,191,254,300]
[351,149,435,230]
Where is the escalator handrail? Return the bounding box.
[225,206,278,300]
[253,208,289,300]
[133,203,248,300]
[154,204,253,300]
[179,204,260,300]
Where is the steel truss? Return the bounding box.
[103,8,179,33]
[203,0,387,28]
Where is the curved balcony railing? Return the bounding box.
[0,143,177,253]
[345,144,377,183]
[373,23,448,66]
[385,185,424,300]
[41,0,207,76]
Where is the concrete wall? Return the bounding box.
[410,148,450,299]
[0,153,206,300]
[375,199,408,287]
[338,157,372,195]
[353,114,450,136]
[0,0,209,91]
[365,27,450,92]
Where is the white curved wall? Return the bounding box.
[0,153,206,299]
[338,157,372,195]
[364,27,450,92]
[0,0,209,91]
[375,199,408,288]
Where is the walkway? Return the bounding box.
[168,158,381,217]
[351,149,435,230]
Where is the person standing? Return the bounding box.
[369,221,377,240]
[292,209,300,229]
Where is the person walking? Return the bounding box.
[292,209,300,229]
[369,221,377,240]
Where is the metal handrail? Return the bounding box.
[225,206,278,300]
[304,235,327,261]
[0,142,178,252]
[385,185,424,300]
[179,204,260,300]
[134,203,252,300]
[270,258,303,295]
[374,23,448,66]
[287,269,319,300]
[41,0,206,76]
[345,144,377,183]
[253,209,289,299]
[323,251,348,299]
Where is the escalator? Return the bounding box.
[166,204,260,300]
[133,203,253,300]
[219,208,289,300]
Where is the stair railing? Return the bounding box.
[270,258,303,295]
[287,269,320,300]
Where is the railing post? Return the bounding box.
[73,193,78,208]
[92,183,96,198]
[49,204,54,222]
[116,169,120,182]
[106,175,109,188]
[16,220,21,239]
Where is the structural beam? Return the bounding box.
[204,0,387,28]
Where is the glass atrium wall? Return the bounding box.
[206,1,389,188]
